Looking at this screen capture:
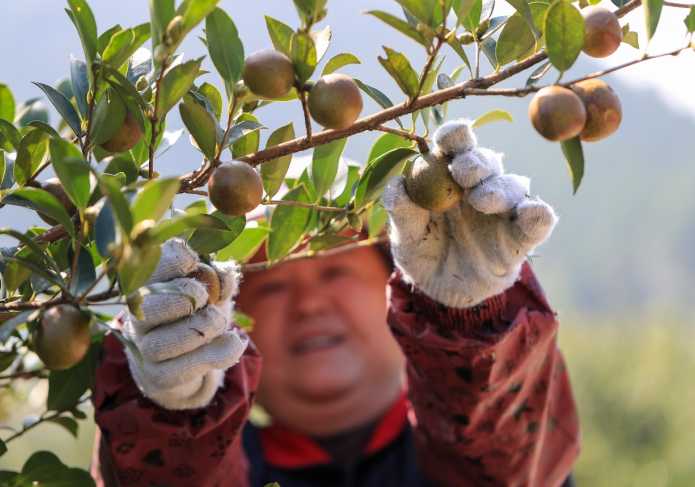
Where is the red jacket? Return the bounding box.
[92,263,580,486]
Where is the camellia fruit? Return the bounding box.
[208,161,264,216]
[242,49,295,99]
[583,7,622,58]
[308,73,363,130]
[404,153,463,212]
[38,177,76,225]
[571,79,622,142]
[34,304,91,370]
[100,112,143,153]
[528,86,587,142]
[188,263,221,305]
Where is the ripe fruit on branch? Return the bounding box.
[582,7,622,58]
[33,304,91,370]
[208,161,263,216]
[38,177,76,225]
[528,86,587,142]
[188,263,221,305]
[242,49,295,99]
[308,73,363,130]
[571,79,622,142]
[100,112,143,153]
[404,153,463,212]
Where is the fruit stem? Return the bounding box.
[299,88,313,142]
[148,57,170,179]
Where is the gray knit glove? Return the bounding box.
[123,239,248,410]
[382,119,558,309]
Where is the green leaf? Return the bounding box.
[505,0,540,37]
[267,185,312,261]
[544,0,584,72]
[179,95,218,160]
[8,187,75,236]
[560,136,584,194]
[47,345,96,411]
[290,32,318,83]
[198,82,223,120]
[47,416,79,438]
[0,84,15,122]
[685,7,695,32]
[293,0,328,26]
[49,140,91,209]
[131,177,181,224]
[366,11,427,46]
[496,10,536,66]
[217,225,270,262]
[472,109,513,128]
[0,119,21,151]
[206,8,244,94]
[265,16,294,56]
[70,57,90,118]
[368,132,413,163]
[0,310,36,342]
[333,165,359,207]
[149,0,175,48]
[354,78,394,110]
[644,0,664,40]
[187,212,245,254]
[231,114,262,158]
[13,128,48,186]
[311,25,331,62]
[480,37,498,69]
[0,438,6,457]
[66,0,98,76]
[98,172,133,233]
[395,0,434,26]
[98,24,123,54]
[446,37,472,74]
[95,200,117,257]
[526,60,552,86]
[29,81,75,136]
[0,151,4,186]
[322,53,361,77]
[311,138,347,200]
[103,23,151,69]
[68,245,96,295]
[367,203,388,237]
[459,0,483,32]
[118,242,161,294]
[262,123,295,198]
[378,47,420,98]
[149,213,229,243]
[156,57,204,118]
[175,0,220,35]
[355,147,418,208]
[15,98,49,127]
[621,23,639,49]
[90,89,127,146]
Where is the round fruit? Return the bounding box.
[242,49,295,99]
[404,153,463,213]
[208,161,263,216]
[528,86,587,141]
[34,305,91,370]
[308,74,363,130]
[571,79,622,142]
[101,112,143,153]
[188,263,221,305]
[583,7,622,58]
[38,178,77,225]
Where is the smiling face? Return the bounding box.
[237,246,405,437]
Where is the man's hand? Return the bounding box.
[123,239,248,410]
[382,119,558,309]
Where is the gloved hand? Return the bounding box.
[382,119,558,309]
[122,239,249,410]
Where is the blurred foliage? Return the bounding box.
[2,316,694,487]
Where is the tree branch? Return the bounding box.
[374,125,430,153]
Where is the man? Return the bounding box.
[92,120,579,486]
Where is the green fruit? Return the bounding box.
[100,112,143,153]
[571,79,622,142]
[208,161,264,216]
[308,74,363,130]
[404,154,463,212]
[38,177,77,226]
[242,49,295,99]
[34,305,91,370]
[528,86,587,142]
[583,7,622,58]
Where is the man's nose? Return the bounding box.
[291,276,330,318]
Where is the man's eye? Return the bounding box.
[256,281,289,296]
[321,266,351,281]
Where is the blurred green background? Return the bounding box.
[1,0,694,485]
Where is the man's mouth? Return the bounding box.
[291,334,345,355]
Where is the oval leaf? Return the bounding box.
[179,95,218,160]
[560,136,584,194]
[545,0,584,72]
[206,8,244,94]
[472,109,513,128]
[156,57,203,118]
[49,138,91,209]
[261,123,295,198]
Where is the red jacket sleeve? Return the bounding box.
[91,332,262,487]
[387,262,580,487]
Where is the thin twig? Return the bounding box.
[300,89,313,142]
[242,235,387,272]
[148,60,170,179]
[263,199,345,213]
[663,1,694,7]
[374,125,430,153]
[2,396,91,444]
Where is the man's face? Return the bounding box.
[237,246,405,434]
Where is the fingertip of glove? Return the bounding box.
[433,118,477,156]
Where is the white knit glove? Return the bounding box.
[382,119,558,309]
[123,239,249,410]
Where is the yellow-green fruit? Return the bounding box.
[242,49,295,99]
[571,79,622,142]
[208,161,264,216]
[308,73,363,130]
[528,86,587,142]
[38,178,76,226]
[34,305,91,371]
[583,7,622,58]
[101,112,143,153]
[188,263,221,305]
[404,154,463,212]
